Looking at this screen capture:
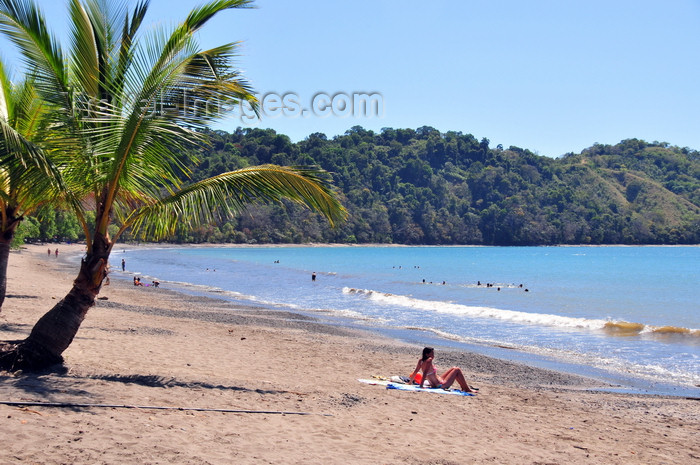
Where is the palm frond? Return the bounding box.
[0,118,66,207]
[68,0,100,98]
[0,0,72,113]
[123,165,347,241]
[181,0,255,35]
[168,42,260,121]
[113,0,149,108]
[0,58,12,121]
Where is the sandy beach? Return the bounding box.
[0,244,698,464]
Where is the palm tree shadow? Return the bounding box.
[0,368,92,411]
[84,373,288,395]
[0,369,292,411]
[0,323,33,335]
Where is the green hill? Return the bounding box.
[174,127,699,245]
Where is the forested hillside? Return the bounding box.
[21,126,700,246]
[175,126,699,245]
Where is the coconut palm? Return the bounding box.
[0,59,67,310]
[0,0,346,371]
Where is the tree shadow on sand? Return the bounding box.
[0,368,294,411]
[84,372,288,395]
[0,322,33,335]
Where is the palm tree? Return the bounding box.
[0,0,346,371]
[0,59,66,310]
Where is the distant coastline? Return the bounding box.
[114,242,700,249]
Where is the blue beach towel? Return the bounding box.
[386,382,475,396]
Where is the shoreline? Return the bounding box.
[114,243,699,397]
[111,269,698,398]
[1,244,699,464]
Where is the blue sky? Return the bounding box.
[3,0,699,157]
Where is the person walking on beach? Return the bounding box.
[48,248,51,257]
[121,258,126,272]
[408,347,477,393]
[55,248,59,257]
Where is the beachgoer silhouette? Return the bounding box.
[312,272,316,282]
[121,258,126,271]
[55,248,58,257]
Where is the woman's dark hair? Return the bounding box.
[421,347,434,361]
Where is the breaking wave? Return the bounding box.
[342,287,699,339]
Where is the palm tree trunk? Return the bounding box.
[0,234,111,371]
[0,238,11,311]
[0,211,21,312]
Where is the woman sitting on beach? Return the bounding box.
[408,347,477,393]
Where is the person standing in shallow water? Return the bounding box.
[121,258,126,272]
[312,272,316,282]
[408,347,477,393]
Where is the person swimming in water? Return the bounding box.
[408,347,477,393]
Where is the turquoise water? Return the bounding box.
[118,246,699,394]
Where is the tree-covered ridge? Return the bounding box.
[22,126,698,246]
[170,126,697,245]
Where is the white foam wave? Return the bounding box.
[403,326,475,343]
[136,277,262,303]
[343,287,608,330]
[405,325,699,386]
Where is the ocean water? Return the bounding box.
[116,245,699,396]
